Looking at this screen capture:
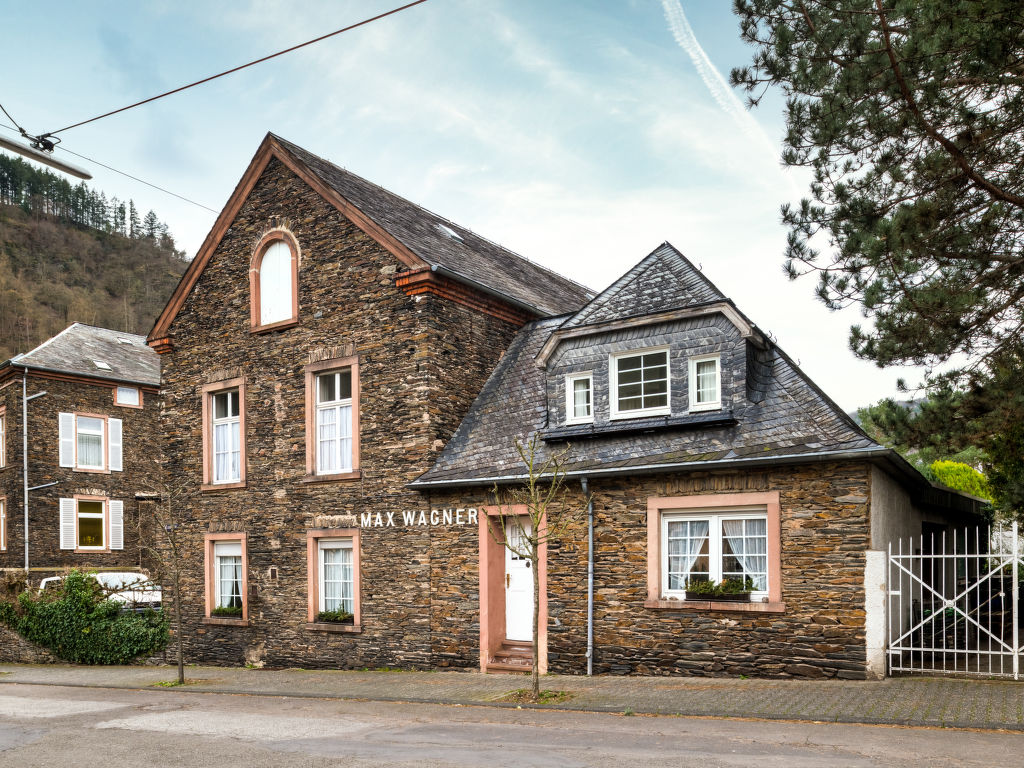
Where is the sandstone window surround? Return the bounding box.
[0,405,6,467]
[687,354,721,412]
[0,497,5,551]
[610,346,671,419]
[58,412,123,473]
[303,356,361,483]
[203,533,249,626]
[645,491,785,613]
[249,229,300,333]
[200,378,247,491]
[58,495,124,553]
[113,385,143,408]
[305,528,362,633]
[564,372,593,425]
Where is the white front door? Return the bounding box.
[504,519,534,642]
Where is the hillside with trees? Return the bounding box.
[0,153,189,360]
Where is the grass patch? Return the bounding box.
[151,678,206,688]
[499,688,574,705]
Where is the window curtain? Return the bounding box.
[78,433,103,467]
[214,421,240,482]
[667,520,709,590]
[322,547,353,613]
[722,519,767,591]
[317,404,352,473]
[218,555,242,608]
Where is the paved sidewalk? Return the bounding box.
[2,663,1023,731]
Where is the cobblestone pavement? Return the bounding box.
[2,664,1023,731]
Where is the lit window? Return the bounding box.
[115,386,141,407]
[688,355,721,411]
[662,512,768,599]
[565,373,593,424]
[214,540,244,612]
[212,390,241,484]
[611,348,670,417]
[77,499,106,549]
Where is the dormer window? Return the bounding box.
[250,230,299,332]
[610,347,670,419]
[565,373,593,424]
[688,354,721,412]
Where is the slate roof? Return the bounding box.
[7,324,160,386]
[560,242,726,329]
[413,245,881,487]
[273,136,593,317]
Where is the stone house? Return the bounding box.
[0,324,161,583]
[144,132,981,677]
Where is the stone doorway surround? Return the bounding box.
[478,504,548,674]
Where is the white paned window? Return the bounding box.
[258,240,293,325]
[212,390,241,484]
[76,416,105,470]
[214,541,243,610]
[316,370,353,475]
[318,539,354,614]
[611,348,670,417]
[1,498,5,551]
[77,499,105,549]
[662,512,768,599]
[0,410,5,467]
[688,355,721,412]
[565,373,593,424]
[115,386,141,406]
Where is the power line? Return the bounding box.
[46,0,430,137]
[0,121,217,213]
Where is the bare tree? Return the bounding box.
[137,479,189,685]
[489,436,588,701]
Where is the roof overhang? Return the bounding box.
[534,301,768,368]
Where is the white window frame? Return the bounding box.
[76,498,106,551]
[258,240,294,326]
[1,498,6,551]
[688,354,721,412]
[75,416,106,471]
[564,372,593,425]
[0,409,5,468]
[315,369,353,475]
[211,390,241,485]
[114,386,141,407]
[317,538,355,614]
[213,540,244,611]
[661,510,769,601]
[610,346,671,419]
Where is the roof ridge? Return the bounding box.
[271,135,595,297]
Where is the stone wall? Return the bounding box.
[0,624,58,664]
[0,372,161,582]
[159,158,521,668]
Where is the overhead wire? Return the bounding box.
[0,121,217,213]
[45,0,430,137]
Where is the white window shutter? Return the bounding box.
[108,418,123,472]
[59,498,76,550]
[59,413,75,467]
[109,500,124,550]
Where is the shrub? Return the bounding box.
[210,605,243,617]
[316,609,353,624]
[930,460,993,501]
[0,570,168,664]
[684,578,754,596]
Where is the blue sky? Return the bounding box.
[1,1,911,410]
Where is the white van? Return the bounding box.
[38,572,161,612]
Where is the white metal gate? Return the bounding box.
[887,522,1022,679]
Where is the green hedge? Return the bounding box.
[931,460,993,502]
[0,570,168,664]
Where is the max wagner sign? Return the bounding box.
[360,508,479,528]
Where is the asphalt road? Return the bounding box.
[0,683,1019,767]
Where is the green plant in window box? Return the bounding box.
[316,609,353,624]
[684,577,755,602]
[211,605,243,617]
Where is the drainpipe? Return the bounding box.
[581,476,593,676]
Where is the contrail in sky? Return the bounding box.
[660,0,782,166]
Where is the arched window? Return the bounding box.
[250,231,298,331]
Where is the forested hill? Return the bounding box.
[0,153,190,362]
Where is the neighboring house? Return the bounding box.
[144,132,982,678]
[146,133,592,668]
[0,324,161,583]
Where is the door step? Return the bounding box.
[485,641,534,674]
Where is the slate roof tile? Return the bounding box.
[9,323,160,386]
